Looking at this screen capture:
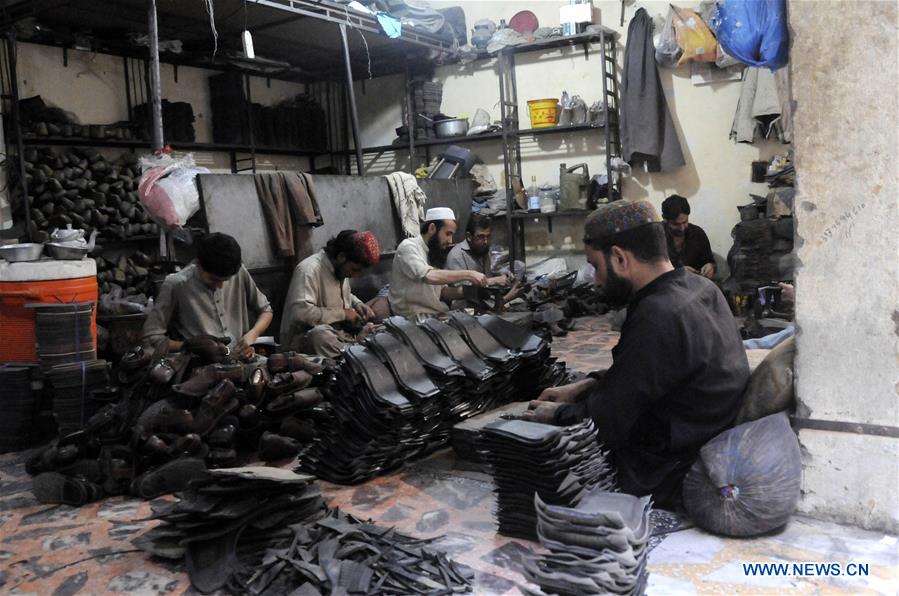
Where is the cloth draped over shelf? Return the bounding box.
[620,8,686,173]
[253,172,323,260]
[383,171,427,238]
[731,66,793,144]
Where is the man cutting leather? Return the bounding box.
[524,200,749,506]
[142,233,273,360]
[388,207,487,318]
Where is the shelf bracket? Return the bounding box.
[62,46,68,67]
[583,43,589,61]
[173,64,178,83]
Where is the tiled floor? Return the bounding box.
[1,315,896,595]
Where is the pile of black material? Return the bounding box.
[208,72,327,150]
[133,99,196,143]
[32,302,96,369]
[135,466,326,594]
[527,271,609,319]
[11,145,158,243]
[18,94,137,141]
[46,359,111,435]
[136,466,473,594]
[27,340,331,506]
[727,188,795,293]
[479,418,617,540]
[300,314,566,484]
[0,364,40,453]
[524,489,652,595]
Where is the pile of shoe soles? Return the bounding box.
[134,466,474,595]
[299,312,567,483]
[28,334,331,506]
[522,489,653,596]
[478,418,617,540]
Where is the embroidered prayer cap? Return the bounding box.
[424,207,456,222]
[583,200,661,245]
[353,231,381,266]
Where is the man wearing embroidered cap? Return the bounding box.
[389,207,487,318]
[525,200,749,508]
[281,230,381,357]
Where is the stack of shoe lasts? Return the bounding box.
[46,360,111,435]
[0,364,39,453]
[523,489,653,596]
[300,342,419,484]
[478,418,616,540]
[31,302,96,369]
[133,466,327,594]
[230,507,474,595]
[477,313,570,392]
[27,338,331,506]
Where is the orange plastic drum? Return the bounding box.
[0,259,98,363]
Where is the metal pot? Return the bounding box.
[435,118,469,138]
[46,243,89,260]
[0,243,45,262]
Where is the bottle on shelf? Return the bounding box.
[527,176,541,213]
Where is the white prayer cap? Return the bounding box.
[424,207,456,222]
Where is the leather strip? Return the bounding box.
[365,332,440,399]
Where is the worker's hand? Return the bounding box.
[504,281,525,304]
[343,308,360,324]
[536,383,584,404]
[522,400,564,423]
[685,265,700,274]
[700,263,715,279]
[468,271,488,287]
[354,302,376,322]
[778,282,795,304]
[235,333,257,361]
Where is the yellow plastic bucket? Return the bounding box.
[527,98,558,128]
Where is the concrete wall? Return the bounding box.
[790,0,899,532]
[10,42,311,173]
[354,0,786,265]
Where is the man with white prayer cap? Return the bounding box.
[388,207,487,318]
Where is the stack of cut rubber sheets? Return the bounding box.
[300,312,567,484]
[523,490,653,596]
[478,418,617,540]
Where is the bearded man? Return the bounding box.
[662,194,716,279]
[524,200,749,507]
[388,207,486,318]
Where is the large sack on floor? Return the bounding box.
[737,336,795,424]
[682,412,800,537]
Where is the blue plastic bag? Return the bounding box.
[712,0,789,69]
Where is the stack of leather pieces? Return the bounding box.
[523,490,652,596]
[46,360,110,435]
[479,418,617,540]
[30,302,96,369]
[230,508,474,595]
[0,364,39,453]
[476,313,569,392]
[134,466,327,594]
[300,342,422,484]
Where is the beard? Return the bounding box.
[602,260,634,308]
[427,235,450,268]
[468,241,490,258]
[669,226,685,238]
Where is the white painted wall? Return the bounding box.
[10,42,311,173]
[354,0,787,262]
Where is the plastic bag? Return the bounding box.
[671,5,718,66]
[570,95,588,124]
[713,0,788,69]
[138,153,208,230]
[558,91,573,127]
[654,8,682,67]
[682,412,801,537]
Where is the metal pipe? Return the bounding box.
[146,0,164,151]
[5,33,33,241]
[339,23,364,175]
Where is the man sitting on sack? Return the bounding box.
[280,230,380,358]
[388,207,487,319]
[142,232,273,360]
[524,200,749,507]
